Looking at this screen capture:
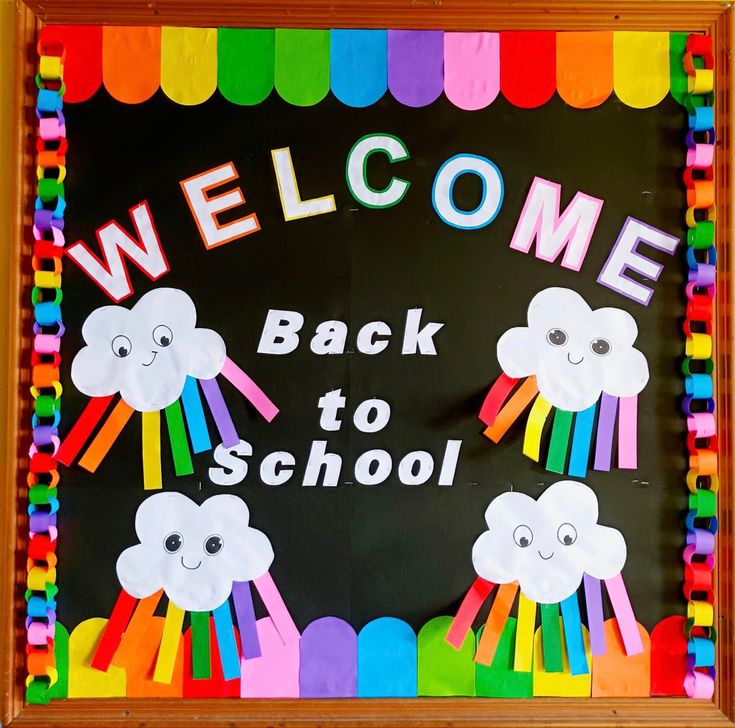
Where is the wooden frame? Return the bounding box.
[2,1,733,726]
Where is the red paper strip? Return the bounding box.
[57,395,114,466]
[446,577,495,649]
[500,31,556,108]
[90,589,138,671]
[478,373,519,426]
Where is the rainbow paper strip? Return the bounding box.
[594,393,618,471]
[560,593,589,676]
[539,603,563,673]
[199,377,239,448]
[78,399,134,472]
[212,600,241,680]
[618,394,638,469]
[568,402,596,478]
[180,376,212,454]
[220,357,279,422]
[164,400,194,475]
[475,582,518,666]
[57,395,114,465]
[190,611,211,679]
[514,593,536,672]
[91,589,138,671]
[141,410,162,490]
[153,600,185,684]
[583,574,606,656]
[252,571,300,645]
[479,372,519,426]
[446,577,495,650]
[605,574,644,656]
[522,395,552,462]
[546,408,573,474]
[232,580,261,659]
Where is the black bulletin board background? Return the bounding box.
[57,88,688,635]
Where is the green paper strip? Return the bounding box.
[190,611,211,680]
[546,408,573,474]
[218,28,275,105]
[669,32,689,105]
[165,400,194,476]
[475,619,533,698]
[274,29,330,106]
[46,622,70,700]
[540,603,563,673]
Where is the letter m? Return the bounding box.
[66,201,169,302]
[509,177,604,272]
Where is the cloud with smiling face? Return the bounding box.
[497,287,649,412]
[472,480,626,604]
[116,492,274,612]
[71,288,226,412]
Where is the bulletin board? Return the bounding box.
[2,2,733,727]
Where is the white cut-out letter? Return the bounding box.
[208,440,252,486]
[257,309,305,354]
[355,449,392,485]
[346,134,411,209]
[311,321,348,354]
[353,399,391,433]
[357,321,391,354]
[402,309,444,355]
[318,389,347,432]
[260,452,296,486]
[303,441,342,487]
[272,147,336,221]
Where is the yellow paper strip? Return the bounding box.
[161,27,217,105]
[153,601,185,684]
[522,395,552,462]
[142,410,163,490]
[514,594,536,672]
[613,32,669,109]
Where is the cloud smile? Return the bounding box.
[181,557,201,570]
[142,351,158,367]
[567,353,584,365]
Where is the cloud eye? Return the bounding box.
[164,532,183,553]
[513,524,533,548]
[111,335,132,358]
[152,324,174,348]
[557,523,578,546]
[590,337,611,356]
[204,534,224,555]
[546,328,568,347]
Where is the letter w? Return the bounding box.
[66,201,169,302]
[509,177,604,272]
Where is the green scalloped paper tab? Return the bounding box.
[417,616,476,696]
[274,29,330,106]
[476,618,533,698]
[218,28,275,105]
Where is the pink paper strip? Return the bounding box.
[618,395,638,469]
[583,574,606,656]
[240,617,300,698]
[220,357,279,423]
[443,32,500,110]
[253,571,300,645]
[593,393,618,471]
[604,573,644,656]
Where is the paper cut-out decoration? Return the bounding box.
[475,619,533,698]
[45,623,70,700]
[446,480,642,674]
[481,287,649,476]
[91,493,298,685]
[58,287,278,489]
[300,617,357,698]
[125,616,184,697]
[241,617,300,698]
[69,619,126,698]
[650,615,688,696]
[183,618,241,698]
[532,620,592,696]
[591,619,650,696]
[357,617,417,698]
[418,617,476,696]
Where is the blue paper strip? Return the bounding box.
[560,594,589,676]
[212,600,241,680]
[567,402,596,478]
[330,30,387,107]
[357,617,417,697]
[181,376,212,454]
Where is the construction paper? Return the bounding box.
[540,603,563,673]
[472,480,627,604]
[57,394,113,465]
[604,574,644,655]
[514,593,536,672]
[71,288,226,412]
[417,617,476,696]
[161,27,217,105]
[669,32,689,105]
[500,31,556,108]
[274,29,330,106]
[190,611,211,679]
[445,576,494,649]
[212,601,241,680]
[479,372,519,426]
[231,580,261,659]
[200,377,240,448]
[546,408,573,474]
[116,492,274,612]
[618,394,638,468]
[522,395,552,462]
[164,400,194,475]
[125,615,184,697]
[475,582,518,665]
[613,32,669,108]
[443,33,500,110]
[78,399,134,472]
[300,617,357,697]
[90,589,137,671]
[68,619,126,697]
[684,669,715,700]
[357,617,417,697]
[102,26,160,104]
[497,288,649,412]
[560,593,589,676]
[183,618,240,698]
[476,619,533,698]
[38,26,102,103]
[45,623,69,700]
[532,620,592,696]
[180,376,212,454]
[113,589,163,668]
[594,393,618,471]
[153,600,185,684]
[568,402,596,478]
[484,376,538,443]
[220,356,279,422]
[556,32,613,108]
[241,617,300,697]
[583,574,606,656]
[387,30,444,107]
[252,571,300,645]
[141,410,162,490]
[330,30,387,107]
[218,29,275,105]
[592,619,651,697]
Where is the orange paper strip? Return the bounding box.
[484,377,538,443]
[78,400,134,472]
[113,589,164,669]
[474,582,519,666]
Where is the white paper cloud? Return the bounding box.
[116,492,274,612]
[472,480,626,604]
[71,287,226,412]
[497,287,649,411]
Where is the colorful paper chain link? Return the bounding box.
[25,32,66,706]
[681,33,717,700]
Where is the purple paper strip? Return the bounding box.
[199,377,240,448]
[387,30,444,107]
[583,574,606,656]
[299,617,357,698]
[232,581,261,660]
[593,393,618,471]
